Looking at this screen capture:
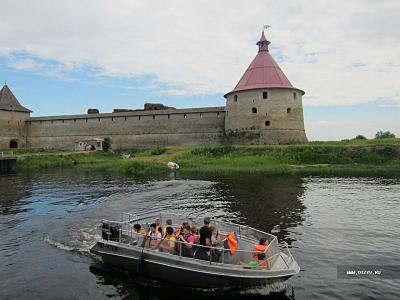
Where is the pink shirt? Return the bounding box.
[186,235,195,244]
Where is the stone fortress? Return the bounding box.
[0,31,307,150]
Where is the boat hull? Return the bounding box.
[90,241,298,290]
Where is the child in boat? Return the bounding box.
[191,225,199,244]
[155,218,162,233]
[253,238,269,260]
[247,252,268,268]
[163,219,174,237]
[160,226,176,254]
[177,225,195,257]
[133,224,146,247]
[146,223,162,249]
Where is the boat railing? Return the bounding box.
[100,217,294,271]
[120,212,279,245]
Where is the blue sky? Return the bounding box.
[0,0,399,140]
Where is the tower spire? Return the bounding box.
[257,25,271,52]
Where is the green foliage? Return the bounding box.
[190,146,236,157]
[14,140,400,177]
[354,135,367,140]
[150,147,167,155]
[130,147,167,157]
[375,131,396,139]
[103,137,111,152]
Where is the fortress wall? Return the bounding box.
[0,111,30,149]
[225,89,307,143]
[26,109,225,150]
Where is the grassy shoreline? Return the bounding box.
[7,138,400,177]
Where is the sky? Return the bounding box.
[0,0,399,140]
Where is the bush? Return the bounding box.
[150,147,167,155]
[375,131,396,139]
[103,137,111,152]
[354,135,367,140]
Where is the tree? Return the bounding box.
[375,131,396,139]
[354,135,367,140]
[103,137,111,152]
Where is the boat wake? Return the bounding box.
[43,228,101,258]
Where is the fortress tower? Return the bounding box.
[224,31,307,144]
[0,85,31,149]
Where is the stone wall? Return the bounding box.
[225,88,307,144]
[0,110,29,149]
[26,107,226,150]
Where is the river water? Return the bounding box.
[1,169,399,299]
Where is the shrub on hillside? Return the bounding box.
[150,147,167,155]
[375,131,396,139]
[354,135,367,140]
[103,137,111,152]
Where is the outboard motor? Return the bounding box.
[101,221,121,241]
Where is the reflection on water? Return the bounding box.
[1,169,399,299]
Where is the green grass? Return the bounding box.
[12,138,400,176]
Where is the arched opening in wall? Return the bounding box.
[252,107,257,114]
[217,112,220,117]
[153,115,155,120]
[293,92,297,99]
[234,95,238,102]
[263,91,268,99]
[184,114,187,119]
[124,116,127,121]
[9,140,18,149]
[287,108,291,113]
[265,121,270,127]
[168,114,170,119]
[200,113,203,118]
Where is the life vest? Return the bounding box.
[253,244,268,260]
[225,231,238,255]
[175,226,182,237]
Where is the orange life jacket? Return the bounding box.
[253,244,268,260]
[225,231,238,255]
[258,259,267,267]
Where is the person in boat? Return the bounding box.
[160,226,176,254]
[241,252,268,268]
[209,225,222,262]
[191,225,199,244]
[163,219,174,237]
[253,238,269,260]
[177,225,195,257]
[155,218,162,232]
[133,224,146,247]
[175,221,189,237]
[146,223,162,249]
[195,216,212,260]
[249,252,268,268]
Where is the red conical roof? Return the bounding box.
[225,32,304,97]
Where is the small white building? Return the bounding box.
[74,138,103,151]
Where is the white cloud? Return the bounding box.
[0,0,399,105]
